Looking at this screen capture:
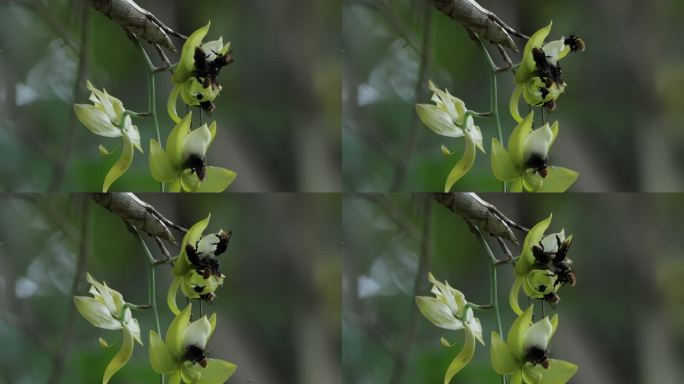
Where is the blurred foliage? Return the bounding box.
[0,0,341,192]
[343,194,684,383]
[343,0,684,192]
[0,194,341,383]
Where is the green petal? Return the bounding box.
[444,134,476,192]
[522,364,544,384]
[516,21,553,84]
[537,167,578,192]
[208,313,217,339]
[166,112,193,167]
[196,359,237,384]
[444,327,476,384]
[195,167,237,192]
[416,104,464,137]
[181,169,201,192]
[510,178,524,192]
[490,332,520,374]
[208,121,217,143]
[523,270,557,298]
[167,84,182,123]
[169,371,182,384]
[509,84,524,123]
[415,296,464,331]
[523,169,544,192]
[550,314,558,338]
[491,138,520,182]
[102,327,134,384]
[509,277,524,315]
[102,134,134,192]
[181,363,203,383]
[167,277,181,315]
[166,304,192,357]
[508,305,534,360]
[550,121,559,146]
[73,296,121,330]
[508,112,534,166]
[511,371,524,384]
[74,104,122,137]
[173,22,211,84]
[149,331,177,374]
[169,179,182,192]
[150,139,179,182]
[181,214,211,251]
[536,359,578,384]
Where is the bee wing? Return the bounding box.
[87,0,178,51]
[428,0,520,51]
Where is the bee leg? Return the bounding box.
[494,44,513,73]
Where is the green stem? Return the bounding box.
[474,36,507,192]
[129,226,165,384]
[474,226,506,384]
[133,36,164,192]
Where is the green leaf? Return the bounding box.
[166,112,193,167]
[537,167,578,192]
[508,112,534,166]
[173,22,211,84]
[102,327,134,384]
[516,21,553,84]
[166,304,192,357]
[490,332,520,374]
[196,359,237,384]
[74,104,121,138]
[149,331,177,374]
[509,277,524,315]
[444,134,476,192]
[149,139,178,182]
[167,84,182,123]
[509,84,524,123]
[416,104,463,137]
[195,167,237,192]
[102,134,134,192]
[491,138,520,182]
[444,327,476,384]
[508,305,534,359]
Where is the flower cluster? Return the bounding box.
[74,22,236,192]
[416,22,584,192]
[510,215,576,314]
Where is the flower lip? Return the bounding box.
[184,344,209,368]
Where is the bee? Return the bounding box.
[186,244,223,279]
[192,46,234,113]
[185,154,207,181]
[527,153,549,178]
[532,47,563,86]
[532,243,553,265]
[543,292,560,304]
[553,236,572,263]
[212,229,232,256]
[555,268,576,287]
[185,345,208,368]
[526,346,550,369]
[565,35,586,53]
[200,292,216,302]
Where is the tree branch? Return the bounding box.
[90,193,185,245]
[85,0,184,52]
[432,193,526,245]
[425,0,527,51]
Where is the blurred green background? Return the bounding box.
[343,0,684,192]
[343,194,684,383]
[0,193,341,383]
[0,0,341,192]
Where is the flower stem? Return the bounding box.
[129,225,165,384]
[474,226,506,384]
[133,36,165,192]
[474,36,507,192]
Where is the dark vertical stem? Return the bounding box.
[48,3,90,191]
[388,196,432,384]
[390,4,432,191]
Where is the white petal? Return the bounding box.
[524,317,553,351]
[540,230,564,253]
[181,125,212,162]
[524,124,554,160]
[416,296,465,331]
[182,316,212,350]
[73,296,121,330]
